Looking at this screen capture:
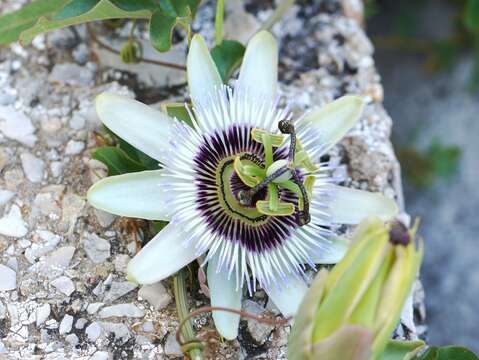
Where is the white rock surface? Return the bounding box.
[59,314,73,335]
[49,63,95,86]
[36,303,51,326]
[0,106,37,147]
[20,153,45,183]
[86,321,102,342]
[51,276,75,296]
[0,205,28,238]
[83,233,111,264]
[98,303,144,318]
[90,351,109,360]
[25,230,61,263]
[64,140,85,155]
[65,333,79,346]
[138,282,172,310]
[103,281,137,303]
[164,333,183,356]
[87,302,104,314]
[0,264,16,291]
[0,189,14,207]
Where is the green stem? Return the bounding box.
[173,268,203,360]
[215,0,225,46]
[259,0,295,31]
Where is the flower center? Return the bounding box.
[233,120,318,226]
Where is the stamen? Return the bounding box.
[236,120,315,226]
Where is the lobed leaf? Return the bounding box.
[54,0,99,20]
[20,0,151,46]
[0,0,69,45]
[211,40,246,82]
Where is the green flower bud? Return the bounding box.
[288,217,423,360]
[120,39,143,64]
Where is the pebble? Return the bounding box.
[138,282,172,310]
[164,333,183,356]
[90,351,109,360]
[0,302,5,319]
[0,205,28,238]
[20,153,44,183]
[49,63,95,86]
[46,246,75,270]
[113,254,130,274]
[75,318,87,329]
[86,321,102,342]
[99,322,131,343]
[73,43,90,65]
[0,189,14,207]
[0,106,37,147]
[59,314,73,335]
[0,264,16,291]
[25,230,61,263]
[94,209,116,228]
[50,161,64,178]
[87,302,104,314]
[51,276,75,296]
[69,113,86,130]
[83,233,111,264]
[98,303,145,318]
[103,281,137,303]
[243,300,274,344]
[64,140,85,155]
[65,333,79,346]
[36,303,51,326]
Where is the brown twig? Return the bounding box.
[175,305,291,345]
[86,23,186,71]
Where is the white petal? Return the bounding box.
[96,93,173,162]
[187,34,222,103]
[87,170,172,221]
[127,222,199,284]
[310,236,349,264]
[207,252,242,340]
[237,30,278,100]
[299,95,364,155]
[318,184,398,225]
[264,274,308,317]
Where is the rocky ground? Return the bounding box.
[0,0,421,359]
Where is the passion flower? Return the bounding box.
[87,31,398,339]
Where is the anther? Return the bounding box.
[238,190,253,206]
[388,220,411,246]
[279,119,294,134]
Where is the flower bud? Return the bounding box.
[288,217,423,360]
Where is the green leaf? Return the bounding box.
[149,0,201,52]
[162,102,193,127]
[428,139,461,178]
[54,0,99,20]
[0,0,69,45]
[416,346,479,360]
[152,220,168,233]
[436,346,478,360]
[103,127,159,170]
[379,340,425,360]
[110,0,157,12]
[159,0,200,17]
[19,0,151,46]
[149,9,178,52]
[92,146,147,176]
[211,40,246,82]
[465,0,479,33]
